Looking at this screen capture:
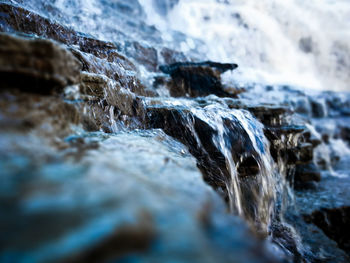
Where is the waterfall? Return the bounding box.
[140,0,350,92]
[1,0,350,262]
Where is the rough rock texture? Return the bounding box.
[293,163,321,189]
[2,2,350,263]
[125,41,158,72]
[304,206,350,255]
[0,130,277,263]
[159,61,238,97]
[0,2,175,74]
[0,91,80,139]
[145,105,258,187]
[0,33,81,94]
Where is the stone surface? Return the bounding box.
[159,61,238,97]
[1,1,350,263]
[0,130,276,263]
[0,91,80,139]
[125,41,158,72]
[0,3,137,72]
[304,206,350,254]
[144,104,259,187]
[0,33,81,94]
[293,163,321,189]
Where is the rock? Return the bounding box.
[0,33,81,94]
[143,102,277,234]
[340,125,350,145]
[107,0,146,19]
[0,130,277,263]
[301,130,322,148]
[296,143,314,164]
[71,49,154,97]
[304,206,350,254]
[160,47,187,64]
[285,143,314,165]
[291,97,312,116]
[0,91,80,138]
[310,98,327,118]
[80,72,109,98]
[292,163,321,189]
[0,3,136,71]
[65,213,156,263]
[159,61,238,97]
[264,125,306,139]
[246,105,288,126]
[125,41,158,72]
[145,105,259,187]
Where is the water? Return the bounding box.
[143,0,350,91]
[1,0,350,262]
[144,96,278,234]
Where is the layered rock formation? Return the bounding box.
[1,2,350,263]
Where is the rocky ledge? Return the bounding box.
[1,2,350,263]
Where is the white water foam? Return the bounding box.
[140,0,350,91]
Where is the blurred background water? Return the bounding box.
[141,0,350,91]
[1,0,350,262]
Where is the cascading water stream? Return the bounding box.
[1,0,350,262]
[145,97,282,235]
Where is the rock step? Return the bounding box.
[158,61,239,98]
[304,206,350,255]
[0,33,81,94]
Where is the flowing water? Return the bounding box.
[1,0,350,262]
[141,0,350,91]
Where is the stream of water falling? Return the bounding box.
[143,96,280,235]
[1,0,350,262]
[140,0,350,91]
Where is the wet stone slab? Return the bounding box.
[0,130,276,263]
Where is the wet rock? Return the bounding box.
[160,47,187,64]
[0,91,80,138]
[145,105,259,187]
[340,125,350,145]
[0,131,276,263]
[80,72,109,98]
[264,125,305,139]
[287,143,314,165]
[125,41,158,72]
[0,33,81,94]
[159,61,238,97]
[78,71,147,129]
[71,49,154,97]
[237,156,260,177]
[0,3,136,71]
[301,130,322,148]
[285,211,350,263]
[304,206,350,254]
[291,97,312,116]
[246,105,288,126]
[104,0,146,19]
[310,98,327,118]
[324,92,350,117]
[65,213,156,263]
[297,143,314,164]
[143,102,276,233]
[293,163,321,189]
[0,2,160,99]
[0,3,77,44]
[270,221,302,261]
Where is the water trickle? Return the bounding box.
[145,97,280,234]
[2,0,350,262]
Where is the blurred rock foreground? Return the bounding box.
[1,1,350,263]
